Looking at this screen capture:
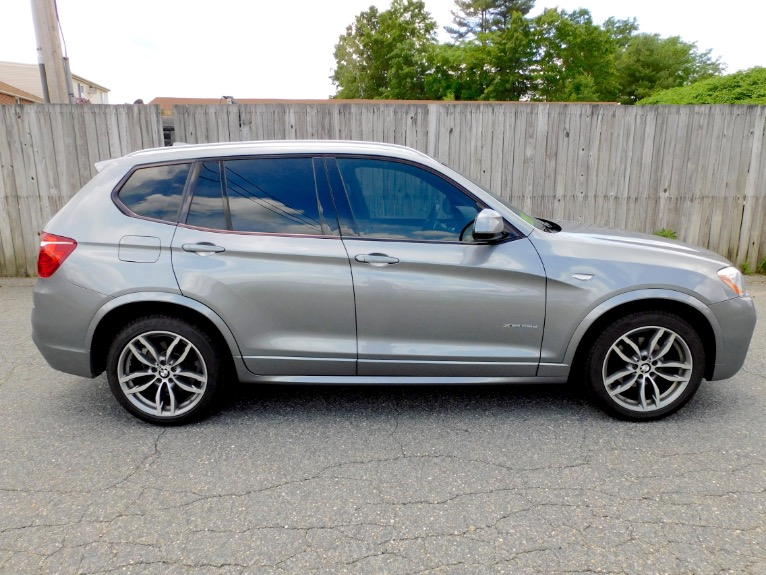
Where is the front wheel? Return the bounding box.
[106,316,223,425]
[585,311,705,421]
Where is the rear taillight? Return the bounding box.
[38,232,77,278]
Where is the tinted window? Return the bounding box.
[118,163,190,222]
[336,158,481,241]
[186,162,227,229]
[224,158,323,235]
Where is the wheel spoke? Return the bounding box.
[170,341,193,367]
[639,379,648,410]
[127,343,156,368]
[648,377,662,407]
[647,328,666,356]
[654,371,690,383]
[652,332,677,360]
[137,336,161,363]
[172,379,204,394]
[607,372,639,396]
[612,338,639,364]
[166,383,177,416]
[119,370,154,384]
[124,378,158,395]
[656,361,692,370]
[165,335,182,362]
[605,367,634,386]
[176,370,206,382]
[155,384,164,416]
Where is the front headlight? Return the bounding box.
[718,266,746,297]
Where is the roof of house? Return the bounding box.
[0,79,43,103]
[0,61,109,100]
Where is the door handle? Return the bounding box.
[355,253,399,266]
[182,242,225,255]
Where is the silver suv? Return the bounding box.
[32,141,756,425]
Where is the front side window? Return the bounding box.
[117,163,191,222]
[336,158,481,242]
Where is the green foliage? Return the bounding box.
[654,229,678,239]
[330,1,727,103]
[616,34,723,104]
[331,0,438,100]
[447,0,534,42]
[637,67,766,105]
[758,257,766,274]
[530,8,628,102]
[741,261,753,275]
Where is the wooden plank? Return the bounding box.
[12,106,42,275]
[0,107,23,275]
[736,106,766,265]
[634,106,657,235]
[28,105,56,227]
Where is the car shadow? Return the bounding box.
[215,380,597,423]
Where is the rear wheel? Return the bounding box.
[106,316,222,425]
[586,311,705,421]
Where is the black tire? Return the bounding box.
[585,311,705,421]
[106,315,223,425]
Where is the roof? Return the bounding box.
[0,80,42,103]
[96,140,432,172]
[0,61,109,99]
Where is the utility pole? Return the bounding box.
[30,0,70,103]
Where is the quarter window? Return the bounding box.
[117,163,190,222]
[336,158,481,242]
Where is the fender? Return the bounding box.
[85,291,243,358]
[556,288,723,371]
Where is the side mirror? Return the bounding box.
[473,209,505,240]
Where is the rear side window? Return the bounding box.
[184,157,325,235]
[117,163,191,222]
[225,157,322,235]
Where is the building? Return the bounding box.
[0,61,109,104]
[0,80,42,105]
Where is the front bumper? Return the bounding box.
[709,295,757,380]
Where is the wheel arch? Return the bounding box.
[87,292,242,377]
[565,291,720,383]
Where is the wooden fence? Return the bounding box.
[0,104,163,276]
[175,102,766,268]
[0,102,765,276]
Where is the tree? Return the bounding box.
[481,13,536,100]
[447,0,534,42]
[529,9,627,102]
[331,0,438,99]
[491,0,536,31]
[615,34,723,104]
[637,67,766,105]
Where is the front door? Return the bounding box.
[330,157,546,377]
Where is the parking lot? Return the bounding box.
[0,276,764,575]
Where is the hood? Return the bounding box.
[549,220,731,267]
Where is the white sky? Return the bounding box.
[0,0,763,104]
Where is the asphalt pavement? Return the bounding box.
[0,276,764,575]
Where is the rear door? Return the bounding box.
[171,156,357,376]
[329,156,546,377]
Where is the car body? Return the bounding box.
[31,140,756,424]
